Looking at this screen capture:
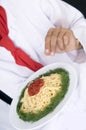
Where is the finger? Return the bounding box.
[45,28,54,55]
[50,34,57,55]
[63,31,76,51]
[63,35,69,47]
[46,28,54,36]
[57,31,65,50]
[63,30,74,51]
[56,45,65,53]
[50,26,62,55]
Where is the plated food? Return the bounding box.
[9,62,78,130]
[17,68,69,122]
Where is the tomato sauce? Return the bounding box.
[28,78,44,96]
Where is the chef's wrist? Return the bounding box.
[76,39,83,50]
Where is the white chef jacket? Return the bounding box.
[0,0,86,130]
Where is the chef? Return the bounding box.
[0,0,86,130]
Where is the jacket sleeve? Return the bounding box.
[41,0,86,53]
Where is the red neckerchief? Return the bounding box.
[0,6,43,71]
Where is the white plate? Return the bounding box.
[9,62,78,130]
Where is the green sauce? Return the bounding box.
[16,68,69,122]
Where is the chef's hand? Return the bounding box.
[45,26,82,55]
